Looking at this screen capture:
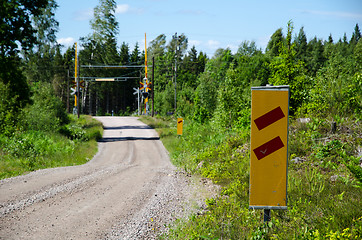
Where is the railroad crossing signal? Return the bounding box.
[140,78,151,102]
[133,87,139,95]
[249,85,290,210]
[72,80,85,89]
[140,78,151,90]
[70,87,77,95]
[142,92,149,99]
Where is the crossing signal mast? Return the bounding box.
[70,37,151,116]
[141,33,152,115]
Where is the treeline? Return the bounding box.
[152,22,361,126]
[1,0,361,136]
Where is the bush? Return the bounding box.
[60,115,103,141]
[20,83,69,132]
[2,131,75,158]
[0,115,102,179]
[0,81,19,136]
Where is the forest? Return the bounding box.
[1,0,361,126]
[1,0,361,239]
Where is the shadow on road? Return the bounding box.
[98,137,160,142]
[103,125,153,130]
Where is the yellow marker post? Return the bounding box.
[249,85,290,212]
[74,42,79,117]
[177,118,183,135]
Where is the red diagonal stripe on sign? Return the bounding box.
[253,136,284,160]
[254,106,285,130]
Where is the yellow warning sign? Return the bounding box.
[249,85,290,209]
[177,118,183,135]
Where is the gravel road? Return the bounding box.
[0,117,215,239]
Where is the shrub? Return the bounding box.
[20,83,69,132]
[0,81,19,136]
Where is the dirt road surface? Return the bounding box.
[0,117,211,239]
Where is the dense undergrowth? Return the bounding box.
[0,115,103,179]
[141,115,361,239]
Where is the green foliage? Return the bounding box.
[212,64,251,128]
[60,115,103,141]
[20,83,69,132]
[0,0,48,57]
[268,21,311,115]
[3,131,74,158]
[148,114,361,239]
[0,115,103,179]
[147,23,362,238]
[266,28,285,57]
[2,7,362,238]
[0,81,19,136]
[299,57,361,117]
[0,56,31,110]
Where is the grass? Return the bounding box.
[140,115,362,239]
[0,115,103,180]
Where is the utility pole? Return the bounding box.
[67,69,70,113]
[89,83,92,115]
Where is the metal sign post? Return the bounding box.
[249,85,290,222]
[133,87,140,115]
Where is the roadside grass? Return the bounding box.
[0,115,103,180]
[140,115,362,239]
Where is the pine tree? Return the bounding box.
[119,42,130,64]
[86,0,121,114]
[307,37,326,75]
[350,24,361,44]
[90,0,119,65]
[266,28,284,56]
[328,34,334,44]
[294,27,308,63]
[268,21,309,114]
[130,43,141,65]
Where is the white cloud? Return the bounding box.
[115,4,144,15]
[57,37,75,47]
[206,40,220,49]
[116,4,130,14]
[226,44,239,54]
[189,40,202,47]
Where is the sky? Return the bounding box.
[56,0,362,56]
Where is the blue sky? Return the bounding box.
[56,0,362,56]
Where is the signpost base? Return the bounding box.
[264,209,271,222]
